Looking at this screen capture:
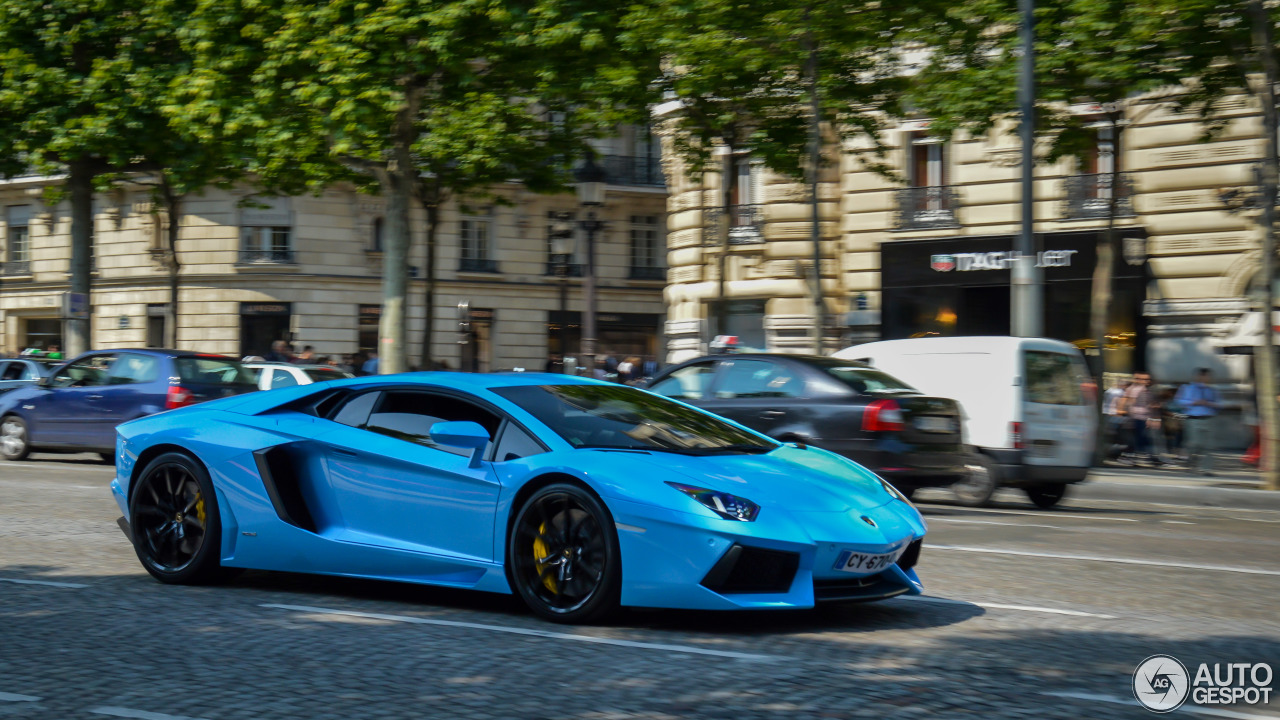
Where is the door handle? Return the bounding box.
[332,448,359,458]
[87,394,104,401]
[761,410,785,419]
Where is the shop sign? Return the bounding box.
[241,302,291,316]
[931,250,1078,273]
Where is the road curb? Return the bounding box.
[1073,479,1280,511]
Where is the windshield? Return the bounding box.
[174,356,258,387]
[801,358,919,395]
[494,384,778,455]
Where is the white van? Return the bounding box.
[833,337,1096,508]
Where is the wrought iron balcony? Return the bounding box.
[545,260,584,277]
[705,204,765,245]
[1063,173,1134,219]
[458,257,499,273]
[2,259,31,276]
[238,248,296,264]
[628,266,666,281]
[600,155,665,187]
[896,186,961,230]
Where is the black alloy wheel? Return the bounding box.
[1025,483,1068,509]
[0,415,30,461]
[953,455,999,507]
[508,483,620,624]
[128,451,222,584]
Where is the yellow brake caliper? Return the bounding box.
[533,522,557,593]
[194,493,206,525]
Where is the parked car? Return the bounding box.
[644,354,969,498]
[0,357,61,396]
[834,336,1097,508]
[0,350,259,462]
[244,361,354,391]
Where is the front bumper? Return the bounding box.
[609,496,926,611]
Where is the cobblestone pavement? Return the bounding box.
[0,454,1277,720]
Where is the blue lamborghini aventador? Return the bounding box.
[110,373,926,623]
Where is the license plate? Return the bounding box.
[834,548,902,574]
[915,416,953,433]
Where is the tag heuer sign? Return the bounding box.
[931,254,956,272]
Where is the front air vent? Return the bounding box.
[701,544,799,594]
[253,445,317,533]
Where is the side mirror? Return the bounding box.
[36,376,50,388]
[429,420,490,469]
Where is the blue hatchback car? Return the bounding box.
[0,349,258,462]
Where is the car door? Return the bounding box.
[99,353,163,443]
[36,353,119,447]
[1021,348,1095,468]
[317,388,504,562]
[699,358,809,439]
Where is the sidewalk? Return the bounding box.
[1074,454,1280,510]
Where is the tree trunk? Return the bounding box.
[418,196,440,370]
[65,160,95,357]
[1089,122,1123,461]
[160,176,181,349]
[1248,0,1280,491]
[805,9,826,355]
[377,166,412,375]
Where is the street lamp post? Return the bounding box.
[549,212,576,374]
[575,156,607,377]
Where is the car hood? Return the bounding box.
[610,445,892,513]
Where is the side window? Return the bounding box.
[714,359,803,399]
[364,391,502,456]
[52,354,117,388]
[271,370,300,389]
[0,363,20,381]
[648,361,715,400]
[331,391,380,428]
[493,422,546,462]
[107,354,160,385]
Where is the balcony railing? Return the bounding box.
[705,204,765,245]
[238,248,296,264]
[545,260,584,277]
[896,186,961,230]
[458,257,499,273]
[1063,173,1135,219]
[601,155,665,187]
[628,266,666,281]
[2,259,31,276]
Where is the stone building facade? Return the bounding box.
[0,137,668,370]
[660,95,1270,386]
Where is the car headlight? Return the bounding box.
[879,477,911,504]
[667,482,760,521]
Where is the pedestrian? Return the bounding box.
[1174,368,1220,476]
[1103,377,1131,459]
[616,356,636,383]
[1118,372,1158,466]
[264,340,292,363]
[362,351,380,375]
[45,345,63,360]
[545,353,562,374]
[337,354,357,375]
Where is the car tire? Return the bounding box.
[128,451,223,585]
[0,415,30,461]
[1025,484,1068,509]
[508,482,621,624]
[953,456,999,507]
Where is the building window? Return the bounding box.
[4,205,31,275]
[459,207,498,272]
[372,217,384,252]
[1064,126,1134,219]
[546,210,583,276]
[240,226,293,263]
[629,215,664,280]
[239,196,294,263]
[897,131,959,229]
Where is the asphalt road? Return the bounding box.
[1,454,1277,720]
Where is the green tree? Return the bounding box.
[185,0,649,373]
[0,0,181,355]
[910,0,1186,393]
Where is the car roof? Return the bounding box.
[666,353,868,367]
[341,371,607,390]
[78,348,239,359]
[246,362,341,370]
